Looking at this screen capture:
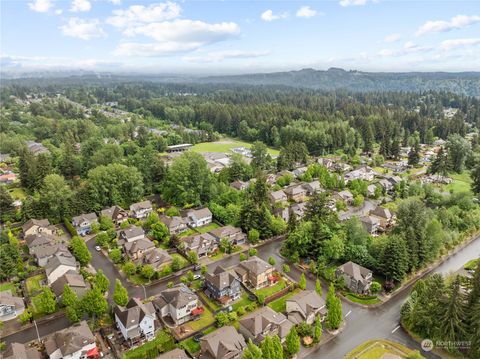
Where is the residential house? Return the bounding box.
[130,200,153,219]
[100,205,129,226]
[45,253,78,285]
[360,216,381,235]
[157,349,189,359]
[384,174,402,186]
[72,212,98,236]
[344,165,376,183]
[160,215,188,236]
[51,270,90,299]
[334,190,354,205]
[272,207,289,222]
[183,208,213,228]
[199,326,246,359]
[293,166,308,178]
[379,179,393,192]
[124,239,155,261]
[30,242,70,267]
[2,343,40,359]
[0,291,25,321]
[302,180,322,196]
[234,256,275,290]
[290,202,307,220]
[370,206,394,230]
[179,233,218,258]
[318,158,335,170]
[114,298,157,342]
[119,225,145,244]
[22,218,54,237]
[284,185,307,203]
[286,290,327,324]
[140,248,173,271]
[44,320,97,359]
[230,180,247,191]
[268,190,287,205]
[336,261,373,294]
[0,172,17,184]
[209,226,246,246]
[204,266,241,305]
[239,306,294,344]
[154,284,200,326]
[26,141,50,156]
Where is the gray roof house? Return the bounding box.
[101,205,129,225]
[44,320,97,359]
[334,190,354,204]
[22,219,54,237]
[179,232,218,258]
[336,261,373,294]
[286,290,326,324]
[160,215,188,235]
[284,185,307,203]
[239,306,294,344]
[45,253,78,285]
[72,212,98,236]
[230,180,247,191]
[2,343,40,359]
[139,248,173,271]
[153,284,199,326]
[30,242,70,267]
[0,291,25,321]
[360,215,381,234]
[130,200,153,219]
[302,180,322,196]
[199,326,246,359]
[114,298,157,342]
[124,238,155,261]
[183,207,213,228]
[204,266,241,305]
[157,349,189,359]
[50,270,90,298]
[209,226,246,245]
[119,225,146,244]
[234,256,274,290]
[268,190,287,204]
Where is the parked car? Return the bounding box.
[95,246,101,251]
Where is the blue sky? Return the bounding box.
[1,0,479,74]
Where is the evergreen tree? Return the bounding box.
[408,142,421,166]
[326,295,342,330]
[381,235,409,283]
[70,236,92,267]
[287,207,297,233]
[270,335,283,359]
[313,315,323,343]
[469,301,480,359]
[429,147,450,176]
[315,278,323,296]
[299,273,307,290]
[243,339,263,359]
[260,336,274,359]
[438,276,466,343]
[0,187,14,223]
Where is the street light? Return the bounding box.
[140,284,146,300]
[33,319,41,342]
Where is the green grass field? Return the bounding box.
[255,279,287,298]
[444,171,472,193]
[188,306,215,331]
[7,187,27,200]
[231,291,255,312]
[345,339,424,359]
[344,293,381,305]
[197,223,221,233]
[25,274,46,295]
[0,282,15,293]
[191,138,279,156]
[268,288,301,313]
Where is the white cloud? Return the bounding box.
[28,0,53,13]
[113,20,240,56]
[416,15,480,36]
[106,2,181,29]
[70,0,91,12]
[183,50,270,63]
[378,41,432,57]
[339,0,367,7]
[108,0,122,4]
[384,33,401,43]
[54,9,63,15]
[440,38,480,51]
[59,18,106,40]
[261,9,288,22]
[296,6,317,18]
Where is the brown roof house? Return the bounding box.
[114,298,157,342]
[157,349,189,359]
[154,284,200,327]
[333,190,354,205]
[130,200,153,219]
[234,256,275,290]
[284,185,307,203]
[286,290,326,324]
[204,266,241,305]
[160,215,188,236]
[209,226,246,246]
[179,232,218,258]
[51,270,90,299]
[44,320,97,359]
[239,306,294,344]
[199,326,246,359]
[336,261,373,294]
[140,248,173,271]
[100,205,129,226]
[302,180,322,196]
[0,290,25,321]
[45,253,78,285]
[370,206,394,230]
[124,238,155,261]
[2,343,40,359]
[22,219,55,237]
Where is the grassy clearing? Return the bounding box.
[25,274,46,295]
[255,279,287,298]
[188,306,215,331]
[179,337,200,355]
[444,171,472,194]
[191,138,279,156]
[344,293,381,305]
[268,288,301,313]
[178,228,199,238]
[345,339,424,359]
[0,282,15,293]
[7,187,27,200]
[124,330,176,359]
[197,223,221,233]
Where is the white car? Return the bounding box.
[193,274,202,280]
[95,246,101,252]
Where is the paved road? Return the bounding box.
[3,234,479,358]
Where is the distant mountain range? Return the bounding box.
[198,68,480,96]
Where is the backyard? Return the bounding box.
[187,306,215,332]
[196,223,220,233]
[268,288,301,313]
[124,330,176,359]
[25,273,46,295]
[255,278,288,298]
[231,291,255,312]
[0,282,16,293]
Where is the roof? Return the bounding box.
[303,180,321,191]
[337,261,372,284]
[209,226,242,239]
[22,219,50,233]
[239,306,293,340]
[50,270,88,297]
[371,206,393,219]
[205,266,239,291]
[45,253,77,276]
[269,190,287,201]
[142,248,173,268]
[156,284,197,309]
[286,290,325,317]
[30,242,69,260]
[72,212,97,224]
[120,225,145,240]
[180,233,216,250]
[157,349,189,359]
[130,200,152,211]
[230,180,246,190]
[2,343,40,359]
[44,321,95,357]
[186,207,212,220]
[0,290,24,311]
[100,205,127,219]
[160,215,187,229]
[124,238,155,254]
[236,256,273,277]
[25,232,56,248]
[338,190,354,199]
[200,326,246,359]
[114,298,156,329]
[284,185,306,196]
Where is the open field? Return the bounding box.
[345,339,424,359]
[444,171,472,193]
[191,138,279,156]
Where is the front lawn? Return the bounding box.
[268,288,301,313]
[196,223,220,233]
[178,228,199,238]
[25,274,46,295]
[344,293,381,305]
[124,330,176,359]
[465,258,480,271]
[188,306,215,331]
[255,279,288,298]
[179,337,200,355]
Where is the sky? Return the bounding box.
[1,0,480,74]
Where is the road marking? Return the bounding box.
[345,310,352,318]
[391,325,401,333]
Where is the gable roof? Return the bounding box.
[120,225,145,240]
[142,248,173,268]
[72,212,97,224]
[157,349,189,359]
[269,190,287,201]
[130,200,152,212]
[100,205,127,220]
[2,343,40,359]
[186,207,212,220]
[114,298,156,329]
[236,256,273,276]
[201,326,246,359]
[160,215,187,229]
[25,232,56,248]
[0,290,24,311]
[124,238,155,254]
[156,284,197,309]
[50,270,88,297]
[286,290,325,317]
[209,226,242,239]
[44,321,95,357]
[22,219,50,233]
[239,306,293,341]
[337,261,372,284]
[30,242,69,260]
[180,232,216,250]
[45,253,77,276]
[205,266,239,291]
[284,185,306,196]
[371,206,393,219]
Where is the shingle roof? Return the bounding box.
[45,253,77,276]
[142,248,172,268]
[371,206,393,219]
[157,349,189,359]
[50,270,88,297]
[286,290,325,318]
[124,238,155,255]
[120,225,145,240]
[25,233,56,248]
[44,321,95,357]
[205,266,239,291]
[337,261,372,284]
[22,219,50,233]
[72,212,97,224]
[201,326,246,359]
[2,343,40,359]
[0,291,24,312]
[156,284,197,309]
[186,207,212,220]
[114,298,156,329]
[209,226,242,239]
[237,256,272,276]
[101,205,127,220]
[239,306,293,340]
[130,200,152,212]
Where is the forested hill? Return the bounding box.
[198,68,480,97]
